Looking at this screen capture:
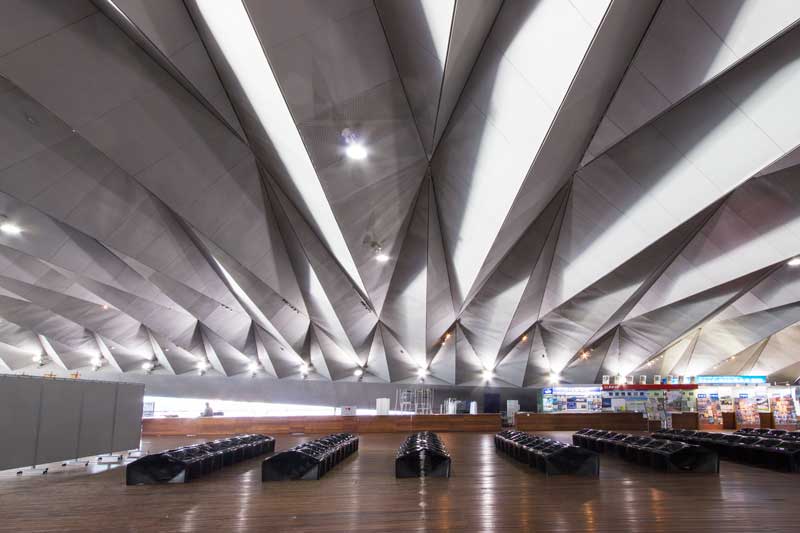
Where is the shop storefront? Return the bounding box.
[539,386,603,413]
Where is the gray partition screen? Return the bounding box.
[0,375,144,470]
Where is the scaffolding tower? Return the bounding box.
[395,387,434,414]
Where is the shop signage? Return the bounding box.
[602,384,697,391]
[543,386,602,395]
[695,375,767,384]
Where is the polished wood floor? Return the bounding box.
[0,432,796,532]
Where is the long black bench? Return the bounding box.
[572,428,718,473]
[653,429,800,472]
[126,434,275,485]
[495,430,599,477]
[262,433,358,481]
[395,432,451,478]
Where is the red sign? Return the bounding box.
[602,384,697,391]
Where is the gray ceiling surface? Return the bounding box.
[1,0,799,387]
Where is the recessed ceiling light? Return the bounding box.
[788,257,800,267]
[196,360,210,371]
[0,221,22,235]
[417,367,429,377]
[342,128,367,160]
[482,368,493,380]
[354,368,364,377]
[549,372,560,383]
[142,361,153,371]
[248,361,259,373]
[375,252,390,262]
[345,142,367,160]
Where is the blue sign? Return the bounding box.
[739,393,749,399]
[697,394,707,398]
[695,375,767,384]
[543,388,553,395]
[710,394,719,400]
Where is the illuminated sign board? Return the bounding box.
[695,375,767,385]
[542,386,602,395]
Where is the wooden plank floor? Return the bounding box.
[0,432,796,532]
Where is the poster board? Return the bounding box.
[734,395,760,429]
[697,393,723,429]
[770,391,798,430]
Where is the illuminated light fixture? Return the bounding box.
[549,372,560,384]
[417,367,429,377]
[521,334,528,342]
[90,356,102,368]
[370,242,389,263]
[101,304,109,311]
[345,143,367,160]
[580,351,590,360]
[0,216,22,235]
[788,257,800,267]
[299,362,310,374]
[481,368,494,381]
[32,353,43,364]
[248,361,259,375]
[342,128,367,160]
[197,360,210,372]
[354,368,364,378]
[141,361,153,372]
[444,332,451,340]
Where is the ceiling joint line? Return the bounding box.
[237,0,370,301]
[576,0,664,166]
[372,0,431,160]
[426,0,505,159]
[93,0,247,144]
[567,194,729,369]
[585,15,800,165]
[424,0,458,156]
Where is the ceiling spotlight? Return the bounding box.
[481,368,494,381]
[788,257,800,267]
[0,217,22,235]
[354,368,364,378]
[345,143,367,160]
[444,332,451,340]
[32,353,43,364]
[521,334,528,342]
[101,304,109,311]
[141,361,153,372]
[417,367,429,377]
[90,356,102,368]
[549,372,560,383]
[248,361,259,374]
[370,242,389,263]
[580,351,590,360]
[196,360,210,371]
[299,362,310,374]
[342,128,367,160]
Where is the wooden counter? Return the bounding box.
[670,412,699,430]
[514,412,649,431]
[141,414,502,436]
